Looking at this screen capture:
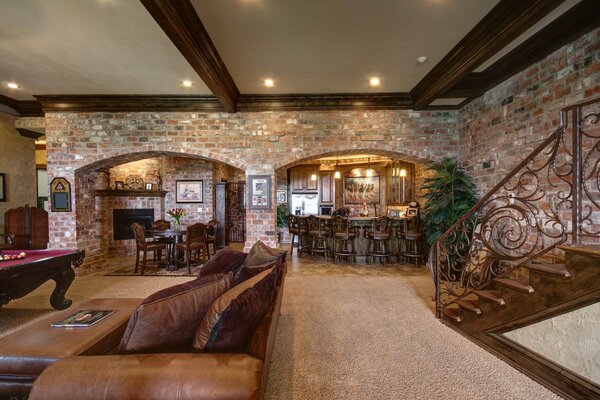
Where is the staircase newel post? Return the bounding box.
[572,106,582,245]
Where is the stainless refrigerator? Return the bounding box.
[291,193,319,216]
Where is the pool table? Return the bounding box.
[0,249,85,310]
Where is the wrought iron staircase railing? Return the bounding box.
[428,97,600,317]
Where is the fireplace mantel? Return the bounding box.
[95,189,168,198]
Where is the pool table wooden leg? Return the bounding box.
[49,267,75,310]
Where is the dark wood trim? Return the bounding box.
[35,144,46,150]
[94,189,168,198]
[237,93,414,111]
[411,0,564,109]
[0,94,20,111]
[36,164,47,169]
[140,0,240,112]
[444,0,600,105]
[17,128,44,140]
[17,101,44,117]
[0,95,43,117]
[35,95,225,113]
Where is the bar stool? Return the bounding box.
[366,216,392,265]
[331,216,358,263]
[399,217,425,265]
[307,215,332,262]
[288,214,308,255]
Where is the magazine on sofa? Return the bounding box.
[51,310,115,328]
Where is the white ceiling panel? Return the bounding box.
[193,0,500,94]
[0,0,211,100]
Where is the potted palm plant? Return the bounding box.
[276,203,289,244]
[420,157,477,245]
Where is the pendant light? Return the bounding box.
[334,158,341,179]
[366,157,373,177]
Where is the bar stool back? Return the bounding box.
[367,216,392,265]
[307,215,332,262]
[288,214,308,255]
[331,216,358,263]
[399,217,425,265]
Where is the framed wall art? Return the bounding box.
[276,190,287,204]
[50,177,72,212]
[176,180,203,203]
[248,175,271,210]
[344,176,380,204]
[0,173,5,202]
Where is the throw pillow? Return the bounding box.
[244,240,281,267]
[192,266,277,353]
[233,259,279,286]
[119,273,232,354]
[198,248,247,278]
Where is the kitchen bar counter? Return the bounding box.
[294,215,417,261]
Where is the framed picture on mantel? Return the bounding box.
[248,175,271,210]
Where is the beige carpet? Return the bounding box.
[0,266,561,399]
[264,276,562,400]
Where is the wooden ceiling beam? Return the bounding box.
[410,0,565,109]
[140,0,240,112]
[443,0,600,104]
[0,94,43,117]
[237,93,414,111]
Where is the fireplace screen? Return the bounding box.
[113,209,154,240]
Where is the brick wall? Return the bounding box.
[460,28,600,196]
[45,109,458,270]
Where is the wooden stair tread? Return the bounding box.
[439,307,462,322]
[494,278,534,293]
[523,263,571,278]
[454,299,481,314]
[558,244,600,258]
[474,290,506,305]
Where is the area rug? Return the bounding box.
[105,263,202,277]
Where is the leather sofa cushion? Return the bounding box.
[244,240,281,267]
[198,248,247,278]
[193,266,277,353]
[119,274,232,354]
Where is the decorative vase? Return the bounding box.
[174,219,181,231]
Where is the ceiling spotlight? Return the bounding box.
[182,80,193,87]
[417,56,428,64]
[369,77,380,87]
[264,78,274,87]
[6,82,20,89]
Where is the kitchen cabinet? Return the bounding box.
[319,172,334,204]
[290,166,318,192]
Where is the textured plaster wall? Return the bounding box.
[504,302,600,384]
[0,114,36,234]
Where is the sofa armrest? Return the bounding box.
[29,353,263,400]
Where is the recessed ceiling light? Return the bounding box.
[417,56,428,64]
[6,82,20,89]
[182,80,193,87]
[264,79,274,87]
[369,77,380,87]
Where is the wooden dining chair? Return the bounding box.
[132,223,168,275]
[176,222,209,274]
[151,219,173,261]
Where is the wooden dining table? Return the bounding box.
[146,228,187,271]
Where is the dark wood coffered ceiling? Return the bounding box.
[2,0,599,116]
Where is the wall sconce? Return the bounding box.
[399,169,407,177]
[334,158,341,179]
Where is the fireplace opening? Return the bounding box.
[113,209,154,240]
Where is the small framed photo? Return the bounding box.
[0,173,5,202]
[387,205,408,218]
[248,175,271,210]
[407,208,418,217]
[277,190,287,204]
[145,183,153,190]
[114,181,125,190]
[176,180,203,203]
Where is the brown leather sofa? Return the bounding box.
[28,247,287,400]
